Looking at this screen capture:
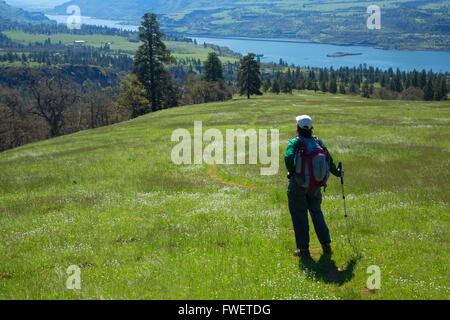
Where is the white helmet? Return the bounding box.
[296,115,313,129]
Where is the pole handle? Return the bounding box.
[338,162,344,185]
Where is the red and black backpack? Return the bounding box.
[295,137,331,189]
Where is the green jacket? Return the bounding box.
[284,137,340,177]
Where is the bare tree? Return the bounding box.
[26,71,80,137]
[85,89,116,128]
[81,81,118,129]
[0,87,27,151]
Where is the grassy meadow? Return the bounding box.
[1,30,239,63]
[0,92,449,299]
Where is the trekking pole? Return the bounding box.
[338,162,347,218]
[338,162,358,256]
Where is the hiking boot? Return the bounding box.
[293,249,311,258]
[322,243,332,255]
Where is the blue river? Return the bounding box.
[47,15,450,73]
[192,37,450,73]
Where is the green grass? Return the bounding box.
[2,31,140,51]
[1,31,239,63]
[0,91,449,299]
[160,0,450,51]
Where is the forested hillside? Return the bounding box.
[50,0,450,51]
[0,20,241,152]
[0,0,52,24]
[52,0,212,17]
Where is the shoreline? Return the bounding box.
[45,15,449,53]
[186,34,450,53]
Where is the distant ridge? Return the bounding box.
[0,0,53,24]
[47,0,450,51]
[50,0,212,18]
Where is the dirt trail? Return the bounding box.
[207,162,256,190]
[206,109,263,191]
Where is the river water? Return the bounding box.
[46,15,450,73]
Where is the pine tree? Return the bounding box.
[133,13,174,112]
[433,77,443,101]
[295,67,301,79]
[328,78,337,94]
[281,74,293,94]
[313,81,318,93]
[320,80,327,92]
[394,73,404,92]
[405,75,411,89]
[237,53,262,99]
[361,80,370,98]
[411,70,419,88]
[339,82,346,94]
[305,80,312,90]
[263,79,271,93]
[202,52,223,82]
[380,74,386,87]
[423,79,434,101]
[296,79,304,90]
[440,77,448,100]
[323,69,329,82]
[420,70,427,88]
[271,79,281,94]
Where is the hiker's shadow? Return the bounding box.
[299,254,359,286]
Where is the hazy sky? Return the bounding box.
[5,0,68,10]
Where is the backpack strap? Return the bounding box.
[296,137,307,175]
[309,137,332,190]
[315,137,331,165]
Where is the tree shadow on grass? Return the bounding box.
[299,253,359,286]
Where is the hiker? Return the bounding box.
[285,115,344,258]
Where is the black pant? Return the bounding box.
[287,177,331,250]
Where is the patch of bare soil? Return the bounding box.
[0,272,12,280]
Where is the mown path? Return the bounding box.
[207,162,256,190]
